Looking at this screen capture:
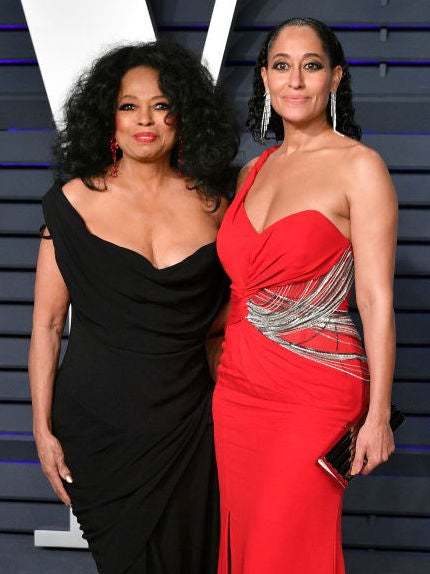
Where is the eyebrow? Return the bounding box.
[270,52,323,60]
[118,94,167,101]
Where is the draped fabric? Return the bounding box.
[43,183,225,574]
[247,245,369,381]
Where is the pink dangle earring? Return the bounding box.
[110,136,119,177]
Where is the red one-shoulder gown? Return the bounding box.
[214,147,370,574]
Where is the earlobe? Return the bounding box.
[331,65,343,92]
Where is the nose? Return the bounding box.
[137,106,154,126]
[288,66,303,89]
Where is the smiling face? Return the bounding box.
[261,25,342,128]
[114,66,177,165]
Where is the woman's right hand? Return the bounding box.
[35,431,73,506]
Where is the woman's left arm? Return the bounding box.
[348,147,398,476]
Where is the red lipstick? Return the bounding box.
[134,132,157,143]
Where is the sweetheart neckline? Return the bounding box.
[58,187,216,272]
[238,146,350,244]
[241,203,351,244]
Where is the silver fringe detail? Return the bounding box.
[330,91,344,137]
[260,92,271,139]
[246,247,369,381]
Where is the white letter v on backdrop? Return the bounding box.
[21,0,238,124]
[20,0,157,124]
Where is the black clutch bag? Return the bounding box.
[317,405,406,488]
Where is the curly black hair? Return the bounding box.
[247,17,361,142]
[55,39,240,202]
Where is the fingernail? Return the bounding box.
[65,473,73,484]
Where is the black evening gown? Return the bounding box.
[42,183,224,573]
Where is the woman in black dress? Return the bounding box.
[28,40,239,573]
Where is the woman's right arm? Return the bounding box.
[28,229,72,505]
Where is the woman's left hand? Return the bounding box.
[350,417,395,476]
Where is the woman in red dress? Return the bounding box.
[214,18,397,573]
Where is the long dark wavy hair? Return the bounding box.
[55,40,240,203]
[247,17,361,142]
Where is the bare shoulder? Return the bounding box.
[340,142,398,226]
[62,178,101,207]
[341,141,395,199]
[341,141,389,179]
[236,157,259,192]
[62,178,88,202]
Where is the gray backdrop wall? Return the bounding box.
[1,0,429,572]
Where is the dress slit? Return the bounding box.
[227,512,232,574]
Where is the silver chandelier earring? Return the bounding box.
[260,92,271,139]
[330,91,343,137]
